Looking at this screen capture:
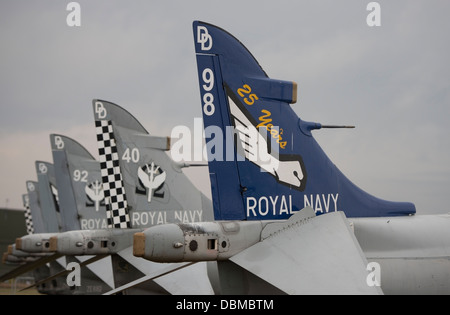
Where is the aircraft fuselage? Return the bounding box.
[351,214,450,294]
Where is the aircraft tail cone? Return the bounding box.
[133,232,146,257]
[49,236,58,252]
[15,238,22,250]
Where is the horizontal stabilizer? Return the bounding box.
[19,254,109,292]
[76,255,114,289]
[245,77,297,104]
[0,253,63,283]
[117,246,214,294]
[230,209,382,295]
[135,134,171,151]
[103,262,196,295]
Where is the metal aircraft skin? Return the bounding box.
[90,100,215,295]
[49,134,122,294]
[5,166,73,294]
[4,21,450,295]
[3,182,59,295]
[49,134,172,294]
[4,104,217,294]
[11,159,113,295]
[4,141,138,294]
[131,21,450,295]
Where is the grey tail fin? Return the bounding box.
[35,161,61,232]
[93,102,131,228]
[92,99,214,228]
[50,134,108,230]
[25,181,45,233]
[22,193,34,235]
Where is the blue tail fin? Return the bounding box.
[193,21,415,220]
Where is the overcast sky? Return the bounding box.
[1,1,449,215]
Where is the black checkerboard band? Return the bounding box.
[24,206,34,235]
[95,120,131,228]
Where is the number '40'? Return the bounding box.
[122,148,140,163]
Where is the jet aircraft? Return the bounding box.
[3,103,217,294]
[132,21,450,295]
[3,21,450,295]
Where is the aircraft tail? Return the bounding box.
[93,103,131,228]
[50,134,107,230]
[92,100,213,229]
[35,161,62,232]
[22,194,34,235]
[25,181,45,234]
[193,21,415,220]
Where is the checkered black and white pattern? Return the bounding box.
[95,120,131,228]
[23,195,34,235]
[24,208,34,234]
